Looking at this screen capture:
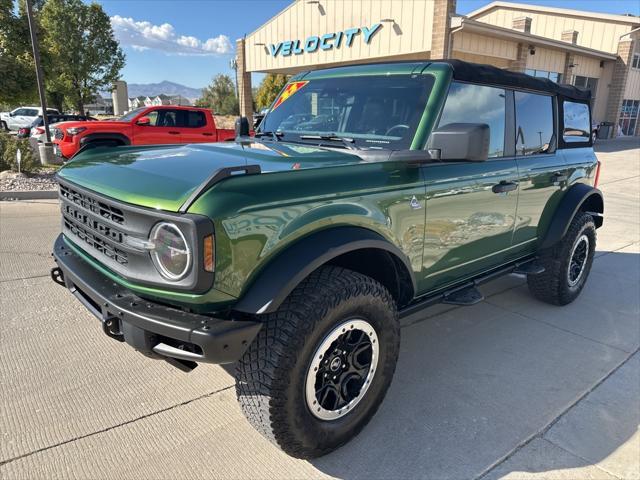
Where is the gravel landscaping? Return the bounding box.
[0,170,58,192]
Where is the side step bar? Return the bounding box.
[399,257,544,318]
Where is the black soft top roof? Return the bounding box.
[441,59,590,101]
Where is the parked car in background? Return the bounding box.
[20,114,96,140]
[253,107,269,129]
[51,105,236,160]
[1,107,60,131]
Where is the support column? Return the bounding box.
[562,52,575,84]
[509,43,528,73]
[605,39,634,138]
[236,38,253,120]
[431,0,456,59]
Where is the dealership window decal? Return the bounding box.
[268,23,382,57]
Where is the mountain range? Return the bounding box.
[103,81,203,101]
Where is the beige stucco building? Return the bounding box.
[236,0,640,137]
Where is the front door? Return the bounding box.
[420,82,519,293]
[133,109,183,145]
[511,91,566,249]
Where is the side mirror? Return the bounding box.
[429,123,490,161]
[136,116,151,126]
[235,116,250,138]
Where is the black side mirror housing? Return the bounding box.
[235,116,250,138]
[429,123,490,161]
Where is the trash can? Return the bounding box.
[598,122,613,139]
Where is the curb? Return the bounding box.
[0,190,58,201]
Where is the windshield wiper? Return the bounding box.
[254,131,283,142]
[299,134,358,150]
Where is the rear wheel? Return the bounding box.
[235,266,400,458]
[527,212,596,305]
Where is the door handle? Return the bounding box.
[551,172,568,183]
[202,132,213,136]
[492,181,518,194]
[168,131,180,135]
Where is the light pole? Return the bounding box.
[25,0,53,164]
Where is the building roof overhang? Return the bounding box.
[467,1,640,26]
[451,16,618,61]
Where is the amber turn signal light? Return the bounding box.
[204,234,214,272]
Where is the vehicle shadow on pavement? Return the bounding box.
[309,252,639,479]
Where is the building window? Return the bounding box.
[515,91,554,155]
[437,82,506,157]
[525,69,562,83]
[632,53,640,70]
[619,99,639,136]
[573,76,598,107]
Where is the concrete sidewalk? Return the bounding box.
[0,140,638,479]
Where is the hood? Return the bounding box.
[57,140,367,212]
[58,120,128,129]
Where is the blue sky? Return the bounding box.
[97,0,640,89]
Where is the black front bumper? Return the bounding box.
[52,234,261,369]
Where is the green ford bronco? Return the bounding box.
[51,60,603,458]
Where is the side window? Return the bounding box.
[25,109,38,116]
[562,101,590,143]
[159,110,178,127]
[437,82,506,157]
[183,111,206,128]
[14,109,28,116]
[514,92,554,155]
[145,110,160,126]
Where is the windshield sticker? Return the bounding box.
[272,81,309,111]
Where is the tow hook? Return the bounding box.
[50,267,65,287]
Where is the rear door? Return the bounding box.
[511,91,566,250]
[421,82,519,292]
[132,109,183,145]
[178,110,215,143]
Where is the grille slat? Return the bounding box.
[60,183,125,224]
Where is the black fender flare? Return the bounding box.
[233,227,417,315]
[79,132,131,147]
[540,183,604,249]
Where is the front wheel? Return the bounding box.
[235,266,400,458]
[527,212,596,305]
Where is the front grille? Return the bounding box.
[57,178,211,292]
[60,183,125,224]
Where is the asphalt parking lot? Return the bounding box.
[1,138,638,479]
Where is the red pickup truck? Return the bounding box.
[52,105,235,159]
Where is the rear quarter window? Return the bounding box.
[184,111,207,128]
[562,101,590,143]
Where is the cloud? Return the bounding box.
[110,15,233,56]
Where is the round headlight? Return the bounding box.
[150,222,191,280]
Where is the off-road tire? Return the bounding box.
[235,266,400,459]
[527,212,596,305]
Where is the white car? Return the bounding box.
[0,107,60,131]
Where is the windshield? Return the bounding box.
[260,74,435,150]
[118,108,145,122]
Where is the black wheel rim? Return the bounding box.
[568,234,589,287]
[305,319,378,421]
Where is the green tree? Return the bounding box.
[255,74,289,110]
[0,0,37,105]
[196,74,239,115]
[40,0,124,114]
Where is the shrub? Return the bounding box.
[0,133,40,173]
